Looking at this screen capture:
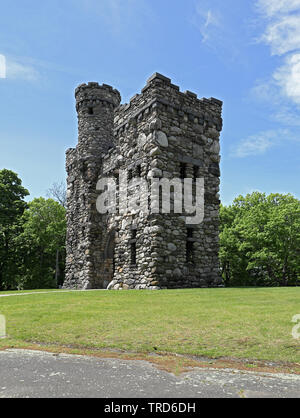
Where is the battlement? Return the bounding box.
[114,72,223,134]
[75,82,121,112]
[143,72,222,106]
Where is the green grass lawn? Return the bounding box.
[0,288,299,363]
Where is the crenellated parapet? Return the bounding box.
[114,73,222,139]
[75,82,121,113]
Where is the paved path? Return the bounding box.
[0,349,299,398]
[0,290,104,298]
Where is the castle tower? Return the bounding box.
[64,73,223,290]
[63,83,121,289]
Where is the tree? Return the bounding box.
[0,169,29,290]
[17,198,66,289]
[220,192,300,287]
[46,181,67,208]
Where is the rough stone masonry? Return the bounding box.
[63,73,223,290]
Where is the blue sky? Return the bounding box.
[0,0,299,205]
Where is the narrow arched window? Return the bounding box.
[186,227,194,263]
[130,229,137,265]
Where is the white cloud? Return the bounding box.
[253,53,300,106]
[5,58,39,81]
[232,129,289,158]
[233,2,300,159]
[274,53,300,104]
[253,1,300,112]
[256,0,300,17]
[0,54,6,78]
[262,14,300,55]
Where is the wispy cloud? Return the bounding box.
[247,0,300,152]
[252,53,300,108]
[274,53,300,105]
[191,1,246,65]
[194,6,221,44]
[0,55,40,82]
[273,106,300,126]
[256,0,300,17]
[6,58,40,81]
[260,14,300,56]
[254,0,300,108]
[232,129,290,158]
[0,54,6,78]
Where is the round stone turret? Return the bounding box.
[75,82,121,154]
[75,82,121,114]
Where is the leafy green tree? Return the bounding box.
[0,169,29,290]
[220,192,300,286]
[17,198,66,289]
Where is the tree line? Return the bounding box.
[220,192,300,286]
[0,169,66,290]
[0,169,299,290]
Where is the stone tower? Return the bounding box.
[64,73,223,290]
[64,83,121,289]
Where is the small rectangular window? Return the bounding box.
[131,229,137,265]
[186,241,194,263]
[88,107,94,115]
[186,227,194,263]
[131,243,137,265]
[193,165,199,181]
[187,228,193,238]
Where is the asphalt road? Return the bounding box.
[0,349,300,398]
